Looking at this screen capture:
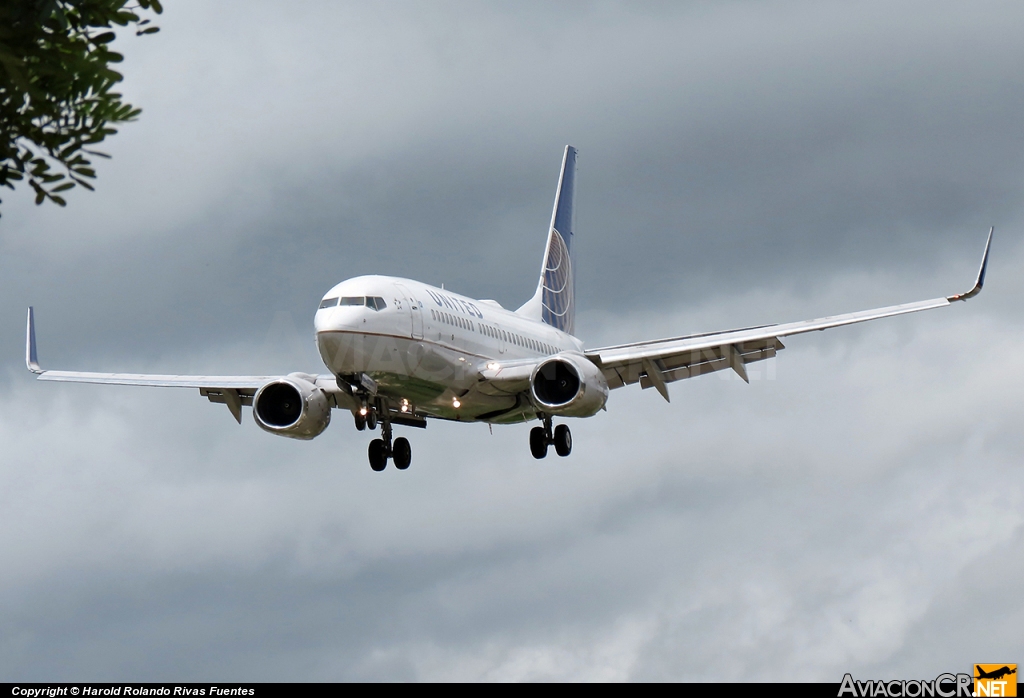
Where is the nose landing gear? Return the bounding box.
[392,437,412,470]
[366,419,413,471]
[368,437,387,471]
[530,415,572,459]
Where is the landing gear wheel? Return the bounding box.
[368,439,388,471]
[366,410,378,431]
[393,437,412,470]
[530,426,548,459]
[553,424,572,457]
[354,413,366,431]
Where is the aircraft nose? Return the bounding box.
[315,305,368,333]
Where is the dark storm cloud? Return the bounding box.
[3,0,1023,366]
[1,0,1022,682]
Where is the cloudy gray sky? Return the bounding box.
[2,0,1023,681]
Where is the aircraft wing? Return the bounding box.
[585,229,993,402]
[25,307,349,422]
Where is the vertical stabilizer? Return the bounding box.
[517,145,578,335]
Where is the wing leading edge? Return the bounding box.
[24,307,342,423]
[587,228,993,401]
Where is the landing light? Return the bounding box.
[359,406,368,416]
[452,397,461,409]
[400,399,410,413]
[486,362,499,371]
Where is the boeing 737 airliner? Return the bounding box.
[26,146,993,471]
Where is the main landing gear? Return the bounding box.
[530,415,571,459]
[364,410,412,472]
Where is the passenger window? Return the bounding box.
[319,297,338,309]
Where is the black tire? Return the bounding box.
[368,439,388,471]
[366,410,378,431]
[530,426,548,459]
[354,413,366,431]
[554,424,572,457]
[393,437,412,470]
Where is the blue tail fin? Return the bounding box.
[517,145,578,335]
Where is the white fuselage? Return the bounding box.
[314,275,583,423]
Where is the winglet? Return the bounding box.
[948,227,993,302]
[26,307,42,374]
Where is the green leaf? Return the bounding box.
[58,142,83,159]
[0,0,163,216]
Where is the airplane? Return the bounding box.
[975,666,1016,681]
[26,146,993,472]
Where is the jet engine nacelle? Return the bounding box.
[530,354,608,417]
[252,373,331,440]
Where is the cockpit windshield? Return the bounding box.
[318,297,338,309]
[338,296,387,311]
